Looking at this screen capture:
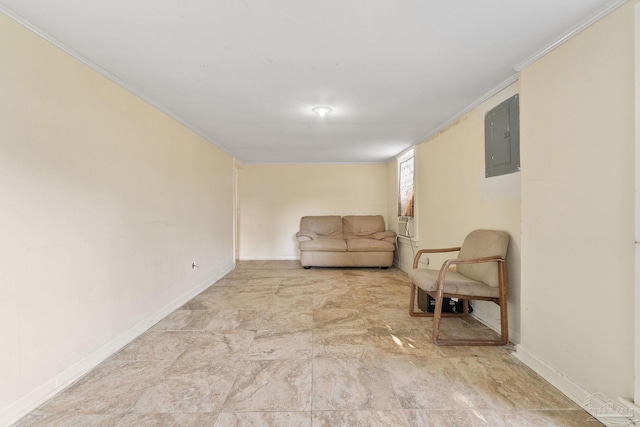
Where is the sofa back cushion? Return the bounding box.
[342,215,386,239]
[299,216,343,239]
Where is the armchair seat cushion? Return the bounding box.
[409,268,498,299]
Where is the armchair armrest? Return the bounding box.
[434,255,506,296]
[438,255,506,278]
[412,247,461,269]
[442,255,505,268]
[296,229,318,242]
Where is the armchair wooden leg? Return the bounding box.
[434,299,509,346]
[409,282,434,317]
[431,286,445,343]
[409,282,416,316]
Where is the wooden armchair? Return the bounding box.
[408,229,509,346]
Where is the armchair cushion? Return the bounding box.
[457,230,509,287]
[409,268,498,298]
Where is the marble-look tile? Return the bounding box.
[347,281,387,291]
[278,276,316,286]
[309,280,351,292]
[351,289,404,308]
[245,330,313,360]
[305,270,346,280]
[360,307,426,331]
[222,359,312,411]
[172,413,220,426]
[404,409,509,427]
[382,355,490,410]
[366,327,441,358]
[111,331,198,362]
[246,277,284,286]
[169,330,256,367]
[452,355,579,411]
[13,414,124,427]
[131,359,242,413]
[342,268,386,277]
[270,294,314,311]
[260,309,313,332]
[435,321,499,342]
[313,308,368,330]
[312,327,372,358]
[150,309,215,331]
[313,289,358,309]
[380,276,412,287]
[312,356,402,411]
[182,294,232,311]
[495,409,604,426]
[186,287,275,310]
[37,360,171,414]
[312,410,410,427]
[204,308,266,331]
[214,411,311,426]
[435,343,513,359]
[117,413,218,426]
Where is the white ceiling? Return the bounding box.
[0,1,624,163]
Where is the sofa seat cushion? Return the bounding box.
[346,238,395,252]
[299,238,347,252]
[408,268,498,298]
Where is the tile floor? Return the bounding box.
[14,261,600,426]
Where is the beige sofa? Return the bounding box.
[296,215,396,268]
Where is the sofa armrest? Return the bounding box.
[371,231,397,240]
[381,236,397,245]
[296,229,318,242]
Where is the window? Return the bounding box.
[398,151,414,219]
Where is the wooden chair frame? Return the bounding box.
[409,248,508,346]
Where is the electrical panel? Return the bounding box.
[485,94,520,177]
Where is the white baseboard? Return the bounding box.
[1,262,235,427]
[513,345,637,427]
[238,255,299,260]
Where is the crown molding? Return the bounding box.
[514,0,628,71]
[0,6,236,159]
[417,72,519,145]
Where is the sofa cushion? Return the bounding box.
[299,216,343,239]
[346,238,395,252]
[342,215,385,239]
[299,239,347,252]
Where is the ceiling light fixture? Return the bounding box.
[312,106,332,117]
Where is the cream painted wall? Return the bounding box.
[238,163,389,259]
[519,1,635,399]
[410,83,522,342]
[0,13,235,423]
